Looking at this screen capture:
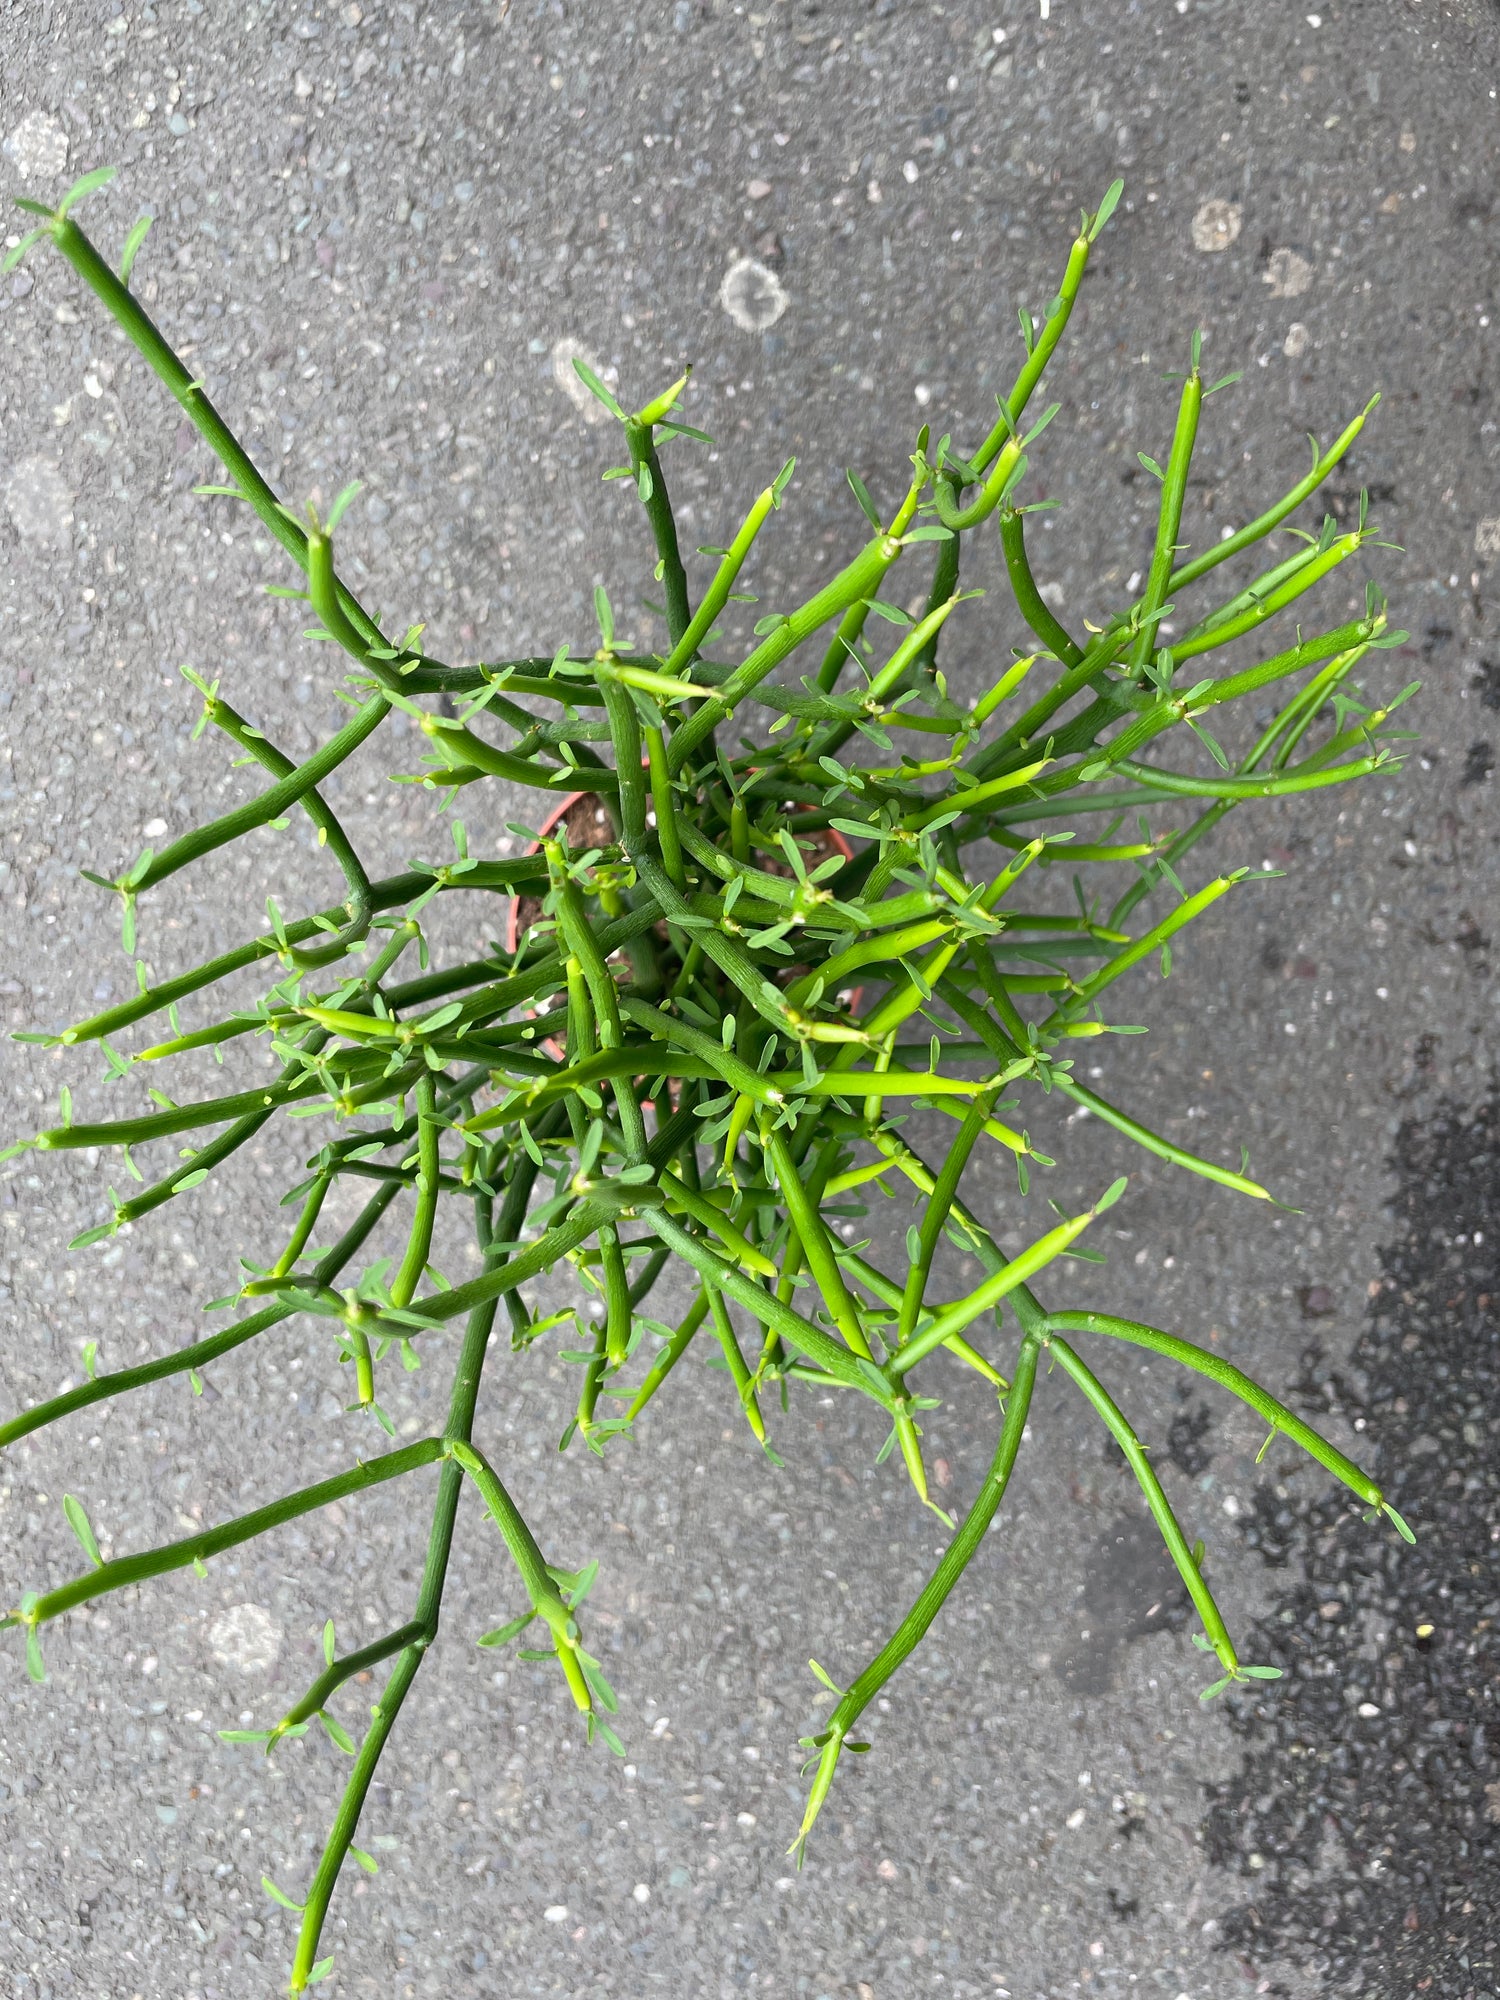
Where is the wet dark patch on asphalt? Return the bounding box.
[1202,1086,1500,1995]
[1055,1509,1194,1697]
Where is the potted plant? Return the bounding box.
[1,168,1416,1993]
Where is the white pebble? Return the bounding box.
[207,1602,283,1672]
[4,456,74,545]
[4,109,68,181]
[1263,247,1313,299]
[1190,198,1242,253]
[720,257,789,333]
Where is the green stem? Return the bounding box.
[668,537,901,773]
[999,507,1084,665]
[126,694,389,901]
[288,1170,509,1989]
[625,417,692,647]
[269,1621,427,1745]
[1043,1335,1237,1672]
[1043,1310,1385,1507]
[791,1332,1041,1860]
[200,690,374,968]
[1129,355,1202,676]
[20,1438,446,1626]
[390,1073,440,1309]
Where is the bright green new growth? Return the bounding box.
[3,170,1417,1990]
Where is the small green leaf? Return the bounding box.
[846,467,882,532]
[1088,177,1125,243]
[218,1728,273,1744]
[324,479,361,533]
[1240,1664,1283,1680]
[317,1709,356,1754]
[2,225,50,276]
[593,1716,627,1757]
[56,165,117,218]
[571,357,625,422]
[261,1875,305,1913]
[119,213,154,284]
[26,1626,46,1684]
[307,1955,336,1983]
[863,598,912,626]
[63,1494,103,1568]
[1383,1502,1416,1544]
[1094,1176,1127,1215]
[808,1657,842,1697]
[349,1845,380,1875]
[323,1618,336,1667]
[478,1612,535,1648]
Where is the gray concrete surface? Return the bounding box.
[1,2,1498,1996]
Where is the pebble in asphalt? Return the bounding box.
[2,3,1499,1997]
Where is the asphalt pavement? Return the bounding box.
[2,3,1499,1997]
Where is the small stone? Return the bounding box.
[3,109,68,181]
[719,256,789,333]
[1263,246,1313,298]
[1298,1284,1336,1318]
[207,1602,283,1672]
[746,178,771,200]
[3,456,74,544]
[1283,322,1310,359]
[543,1905,568,1922]
[1190,198,1242,253]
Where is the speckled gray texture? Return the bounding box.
[1,3,1497,1997]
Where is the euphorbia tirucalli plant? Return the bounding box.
[2,168,1417,1993]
